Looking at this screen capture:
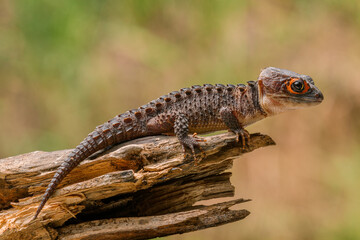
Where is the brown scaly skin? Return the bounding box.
[33,67,323,219]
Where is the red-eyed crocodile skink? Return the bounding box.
[33,67,324,219]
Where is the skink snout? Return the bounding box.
[315,91,324,102]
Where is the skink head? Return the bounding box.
[257,67,323,115]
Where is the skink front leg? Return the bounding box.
[219,107,250,148]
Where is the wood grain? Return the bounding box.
[0,132,275,240]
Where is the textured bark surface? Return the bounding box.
[0,132,275,240]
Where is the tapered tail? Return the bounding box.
[33,118,133,219]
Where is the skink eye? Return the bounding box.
[286,78,309,94]
[291,80,304,92]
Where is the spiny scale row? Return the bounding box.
[109,82,255,126]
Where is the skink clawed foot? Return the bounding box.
[180,135,206,164]
[234,128,250,149]
[192,132,207,142]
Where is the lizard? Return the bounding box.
[33,67,323,219]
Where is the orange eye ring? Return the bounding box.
[286,78,310,94]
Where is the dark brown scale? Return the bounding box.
[192,85,202,94]
[125,112,138,134]
[103,124,116,144]
[250,84,261,113]
[112,121,120,128]
[124,117,133,124]
[155,100,163,109]
[94,129,106,149]
[106,131,115,146]
[169,91,182,103]
[237,84,246,92]
[202,85,213,125]
[107,118,123,142]
[145,108,154,114]
[92,132,101,141]
[134,111,142,118]
[204,84,213,92]
[247,81,256,86]
[109,121,123,142]
[78,144,88,155]
[215,84,224,93]
[127,109,139,118]
[120,114,132,137]
[124,124,134,138]
[227,84,235,92]
[186,85,207,131]
[212,84,222,111]
[181,88,192,96]
[84,135,97,152]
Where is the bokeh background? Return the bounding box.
[1,1,360,239]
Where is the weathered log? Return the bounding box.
[0,132,275,240]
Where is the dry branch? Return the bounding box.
[0,132,275,240]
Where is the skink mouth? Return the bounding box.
[273,95,323,104]
[294,97,323,103]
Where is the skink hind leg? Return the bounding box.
[175,113,205,162]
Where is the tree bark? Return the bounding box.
[0,132,275,240]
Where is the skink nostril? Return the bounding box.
[315,92,324,100]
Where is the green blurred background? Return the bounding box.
[1,0,360,239]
